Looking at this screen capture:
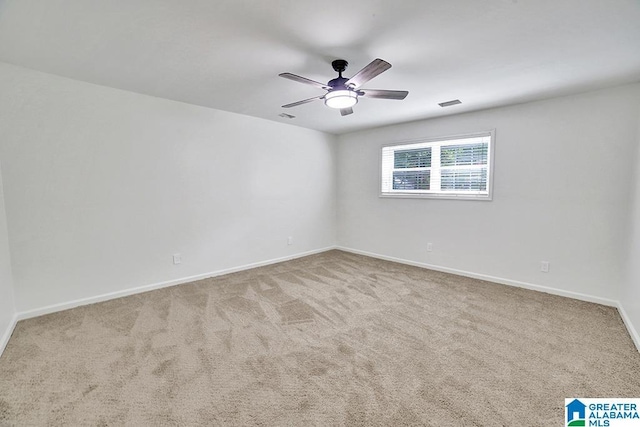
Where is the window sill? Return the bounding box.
[379,192,492,201]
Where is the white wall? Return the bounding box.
[0,62,337,314]
[621,109,640,347]
[0,59,638,350]
[338,83,640,302]
[0,163,16,353]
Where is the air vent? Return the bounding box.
[278,113,296,119]
[438,99,462,107]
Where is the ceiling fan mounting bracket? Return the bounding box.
[331,59,348,75]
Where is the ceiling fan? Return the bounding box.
[279,58,409,116]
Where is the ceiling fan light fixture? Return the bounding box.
[324,90,358,109]
[280,58,407,115]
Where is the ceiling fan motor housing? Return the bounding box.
[328,76,349,90]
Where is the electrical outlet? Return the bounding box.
[427,242,433,252]
[540,261,549,273]
[173,254,182,265]
[287,236,293,245]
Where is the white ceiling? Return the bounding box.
[0,0,639,135]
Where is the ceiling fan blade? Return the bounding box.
[345,58,391,88]
[282,95,324,108]
[279,73,330,90]
[359,89,409,100]
[340,107,353,116]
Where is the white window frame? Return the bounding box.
[380,130,495,200]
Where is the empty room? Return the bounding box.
[1,0,640,425]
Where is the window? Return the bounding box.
[381,131,494,200]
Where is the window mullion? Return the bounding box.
[431,144,441,192]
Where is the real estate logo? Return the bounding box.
[565,398,640,427]
[567,399,587,426]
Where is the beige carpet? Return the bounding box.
[1,250,639,425]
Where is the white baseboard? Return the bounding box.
[617,302,640,352]
[0,314,18,357]
[16,246,337,321]
[7,245,638,355]
[337,246,640,352]
[336,246,618,307]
